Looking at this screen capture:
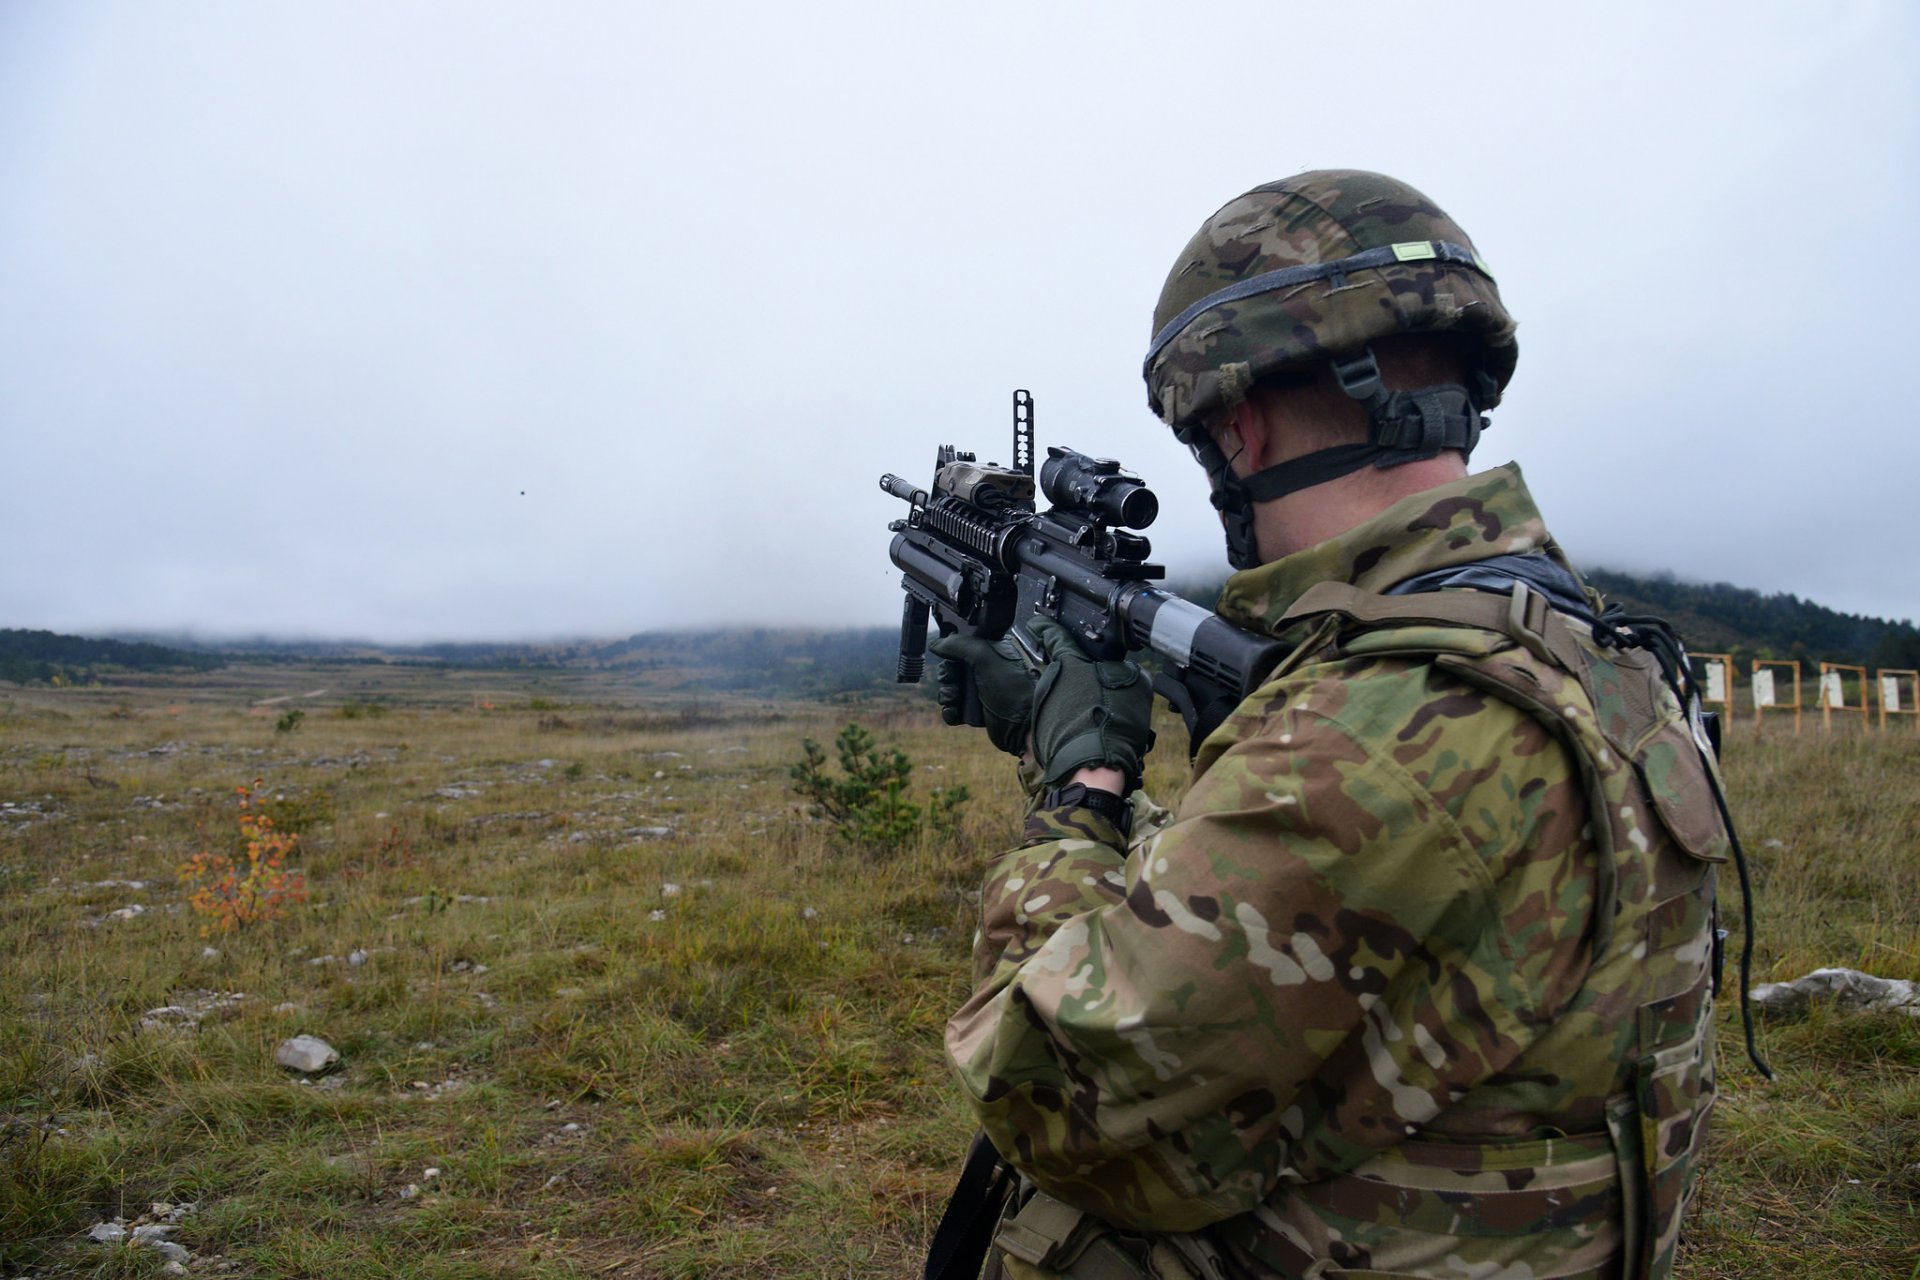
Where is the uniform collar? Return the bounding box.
[1215,463,1564,635]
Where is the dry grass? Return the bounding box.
[0,669,1914,1277]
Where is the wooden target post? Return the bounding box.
[1876,668,1919,732]
[1751,659,1801,733]
[1818,662,1870,733]
[1692,653,1736,720]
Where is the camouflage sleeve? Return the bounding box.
[966,796,1132,987]
[945,683,1596,1233]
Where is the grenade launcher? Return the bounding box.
[880,390,1290,753]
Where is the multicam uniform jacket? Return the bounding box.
[945,466,1725,1280]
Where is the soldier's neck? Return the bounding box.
[1253,454,1469,561]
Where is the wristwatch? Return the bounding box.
[1040,781,1132,837]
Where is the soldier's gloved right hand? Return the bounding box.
[928,633,1037,757]
[1029,617,1154,787]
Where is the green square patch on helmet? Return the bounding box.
[1143,169,1519,435]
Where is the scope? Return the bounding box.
[1040,447,1158,529]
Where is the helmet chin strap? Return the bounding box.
[1187,344,1492,571]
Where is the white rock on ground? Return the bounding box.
[1751,967,1920,1021]
[275,1035,340,1073]
[88,1222,127,1244]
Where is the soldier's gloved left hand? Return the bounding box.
[928,633,1036,757]
[1029,617,1154,787]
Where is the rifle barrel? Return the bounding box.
[879,474,925,504]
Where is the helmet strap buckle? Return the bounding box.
[1330,347,1388,412]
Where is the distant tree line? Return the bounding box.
[593,627,903,697]
[1584,569,1920,673]
[0,628,223,685]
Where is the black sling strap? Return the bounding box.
[923,1131,1018,1280]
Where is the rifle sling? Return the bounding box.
[923,1130,1017,1280]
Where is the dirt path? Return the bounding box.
[251,689,330,706]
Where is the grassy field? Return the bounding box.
[1,665,1916,1278]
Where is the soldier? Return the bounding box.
[928,171,1730,1280]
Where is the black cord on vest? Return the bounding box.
[1593,609,1773,1080]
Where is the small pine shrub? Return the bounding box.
[789,722,969,857]
[275,708,305,734]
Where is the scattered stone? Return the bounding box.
[423,1166,441,1180]
[648,909,668,923]
[88,1222,127,1244]
[652,770,665,779]
[140,1006,201,1034]
[163,1262,189,1277]
[802,906,819,920]
[273,1002,300,1016]
[105,904,147,921]
[348,949,369,967]
[307,955,338,966]
[202,946,220,959]
[433,785,483,799]
[543,1174,565,1191]
[630,826,673,840]
[413,1041,434,1051]
[398,1183,420,1200]
[660,882,682,897]
[92,878,149,890]
[544,1099,563,1110]
[132,1224,175,1243]
[1752,967,1920,1021]
[275,1035,340,1073]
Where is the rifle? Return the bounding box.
[880,390,1289,753]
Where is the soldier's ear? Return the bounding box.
[1223,399,1273,476]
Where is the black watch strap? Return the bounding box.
[1040,782,1132,836]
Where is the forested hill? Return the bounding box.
[0,628,224,685]
[1583,570,1920,671]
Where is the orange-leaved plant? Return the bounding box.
[178,780,308,935]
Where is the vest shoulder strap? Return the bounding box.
[1278,578,1589,676]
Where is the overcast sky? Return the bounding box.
[2,1,1915,642]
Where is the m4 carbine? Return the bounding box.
[880,390,1288,753]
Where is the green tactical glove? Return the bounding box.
[928,632,1038,757]
[1029,617,1154,788]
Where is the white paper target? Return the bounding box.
[1883,676,1901,712]
[1705,662,1727,703]
[1822,671,1845,709]
[1754,669,1777,707]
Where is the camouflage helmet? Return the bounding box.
[1143,169,1518,434]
